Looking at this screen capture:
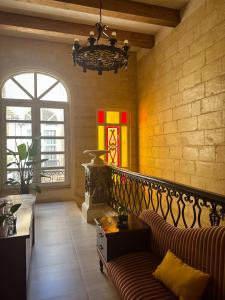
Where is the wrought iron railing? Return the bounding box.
[108,166,225,228]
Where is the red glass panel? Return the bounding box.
[98,111,105,124]
[121,112,128,124]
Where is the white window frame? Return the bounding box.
[0,72,70,188]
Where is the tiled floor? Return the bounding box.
[28,201,120,300]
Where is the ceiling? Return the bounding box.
[0,0,191,49]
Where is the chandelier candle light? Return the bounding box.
[72,0,130,75]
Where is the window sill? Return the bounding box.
[40,184,71,190]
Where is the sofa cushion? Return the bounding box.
[153,250,210,300]
[107,251,178,300]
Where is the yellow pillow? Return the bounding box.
[153,250,210,300]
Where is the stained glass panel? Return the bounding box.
[121,126,128,167]
[98,111,105,124]
[121,112,128,124]
[97,110,129,168]
[106,111,119,124]
[98,126,104,150]
[106,126,120,166]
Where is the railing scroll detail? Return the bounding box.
[108,166,225,228]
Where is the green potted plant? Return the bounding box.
[6,138,47,194]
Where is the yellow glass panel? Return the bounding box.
[106,111,119,124]
[107,127,118,166]
[121,126,128,167]
[98,126,104,150]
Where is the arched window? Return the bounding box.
[1,72,69,185]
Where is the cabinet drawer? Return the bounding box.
[96,226,107,260]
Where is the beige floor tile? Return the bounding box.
[28,201,119,300]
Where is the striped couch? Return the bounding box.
[107,210,225,300]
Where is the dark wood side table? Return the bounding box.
[95,214,150,272]
[0,194,36,300]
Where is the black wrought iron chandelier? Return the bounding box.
[72,0,129,75]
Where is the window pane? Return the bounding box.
[37,74,57,97]
[40,82,67,102]
[41,124,64,137]
[41,139,64,152]
[7,139,32,152]
[14,73,34,97]
[41,154,65,167]
[40,108,64,122]
[6,107,31,121]
[7,170,31,182]
[7,122,32,136]
[7,170,20,182]
[7,155,19,168]
[41,169,65,183]
[2,79,31,100]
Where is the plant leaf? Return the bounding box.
[10,203,21,214]
[0,215,6,225]
[6,148,16,156]
[29,138,39,157]
[17,143,28,160]
[0,202,6,209]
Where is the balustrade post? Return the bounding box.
[81,150,112,222]
[209,206,221,226]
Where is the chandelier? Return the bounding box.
[72,0,129,75]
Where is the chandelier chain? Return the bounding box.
[99,0,102,23]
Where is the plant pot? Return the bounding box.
[7,215,17,236]
[20,184,30,194]
[0,221,8,237]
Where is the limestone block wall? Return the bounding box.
[0,35,138,205]
[137,0,225,195]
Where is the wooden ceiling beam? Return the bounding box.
[0,11,155,49]
[54,0,180,27]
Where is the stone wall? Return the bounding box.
[137,0,225,195]
[0,35,138,205]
